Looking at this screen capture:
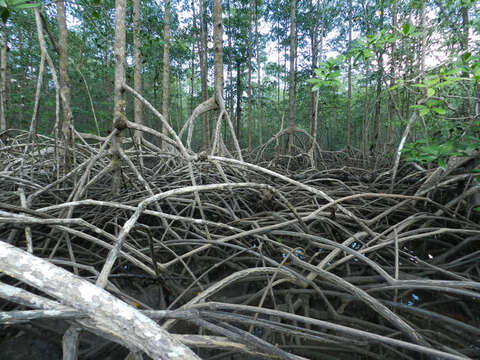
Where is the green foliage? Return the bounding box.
[402,128,480,169]
[308,56,344,89]
[0,0,39,22]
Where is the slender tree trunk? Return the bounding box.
[387,1,398,152]
[362,63,370,159]
[247,0,253,151]
[191,0,198,117]
[213,0,224,110]
[199,0,209,149]
[346,0,353,151]
[227,0,234,121]
[287,0,297,153]
[0,22,7,131]
[346,0,352,149]
[419,0,426,87]
[190,39,195,115]
[309,0,318,137]
[460,5,469,118]
[371,3,384,156]
[176,75,183,130]
[161,0,171,149]
[133,0,143,146]
[103,48,112,131]
[235,61,242,139]
[56,0,74,171]
[277,17,281,132]
[255,2,262,146]
[112,0,127,195]
[153,67,159,109]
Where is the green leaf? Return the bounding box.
[438,142,454,154]
[402,23,411,36]
[445,68,463,75]
[15,3,40,9]
[410,104,427,111]
[438,158,446,169]
[420,144,439,155]
[432,107,446,115]
[425,77,439,87]
[419,107,430,116]
[473,207,480,213]
[436,80,454,87]
[426,99,440,107]
[363,49,373,59]
[427,88,435,97]
[0,7,8,22]
[8,0,27,5]
[0,1,6,7]
[462,52,471,61]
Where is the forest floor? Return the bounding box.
[0,129,479,360]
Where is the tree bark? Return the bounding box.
[133,0,143,146]
[247,0,253,150]
[371,3,384,156]
[0,241,200,360]
[362,63,370,159]
[346,0,352,149]
[112,0,127,195]
[213,0,224,110]
[227,0,234,121]
[199,0,209,149]
[0,22,7,131]
[161,0,171,149]
[460,5,470,118]
[235,61,242,139]
[309,4,317,138]
[255,1,262,146]
[287,0,297,153]
[387,0,398,152]
[56,0,74,172]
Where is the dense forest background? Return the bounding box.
[0,0,480,359]
[1,0,478,157]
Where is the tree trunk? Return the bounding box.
[133,0,143,146]
[346,0,352,149]
[247,0,253,151]
[460,5,469,118]
[103,47,112,131]
[0,22,7,131]
[213,0,224,105]
[112,0,127,195]
[56,0,74,172]
[387,0,398,152]
[190,33,195,115]
[161,0,171,149]
[371,3,384,156]
[255,1,262,146]
[362,63,370,159]
[235,61,242,139]
[277,17,281,133]
[199,0,209,149]
[309,0,325,140]
[287,0,297,154]
[227,0,234,121]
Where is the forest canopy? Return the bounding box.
[0,0,479,359]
